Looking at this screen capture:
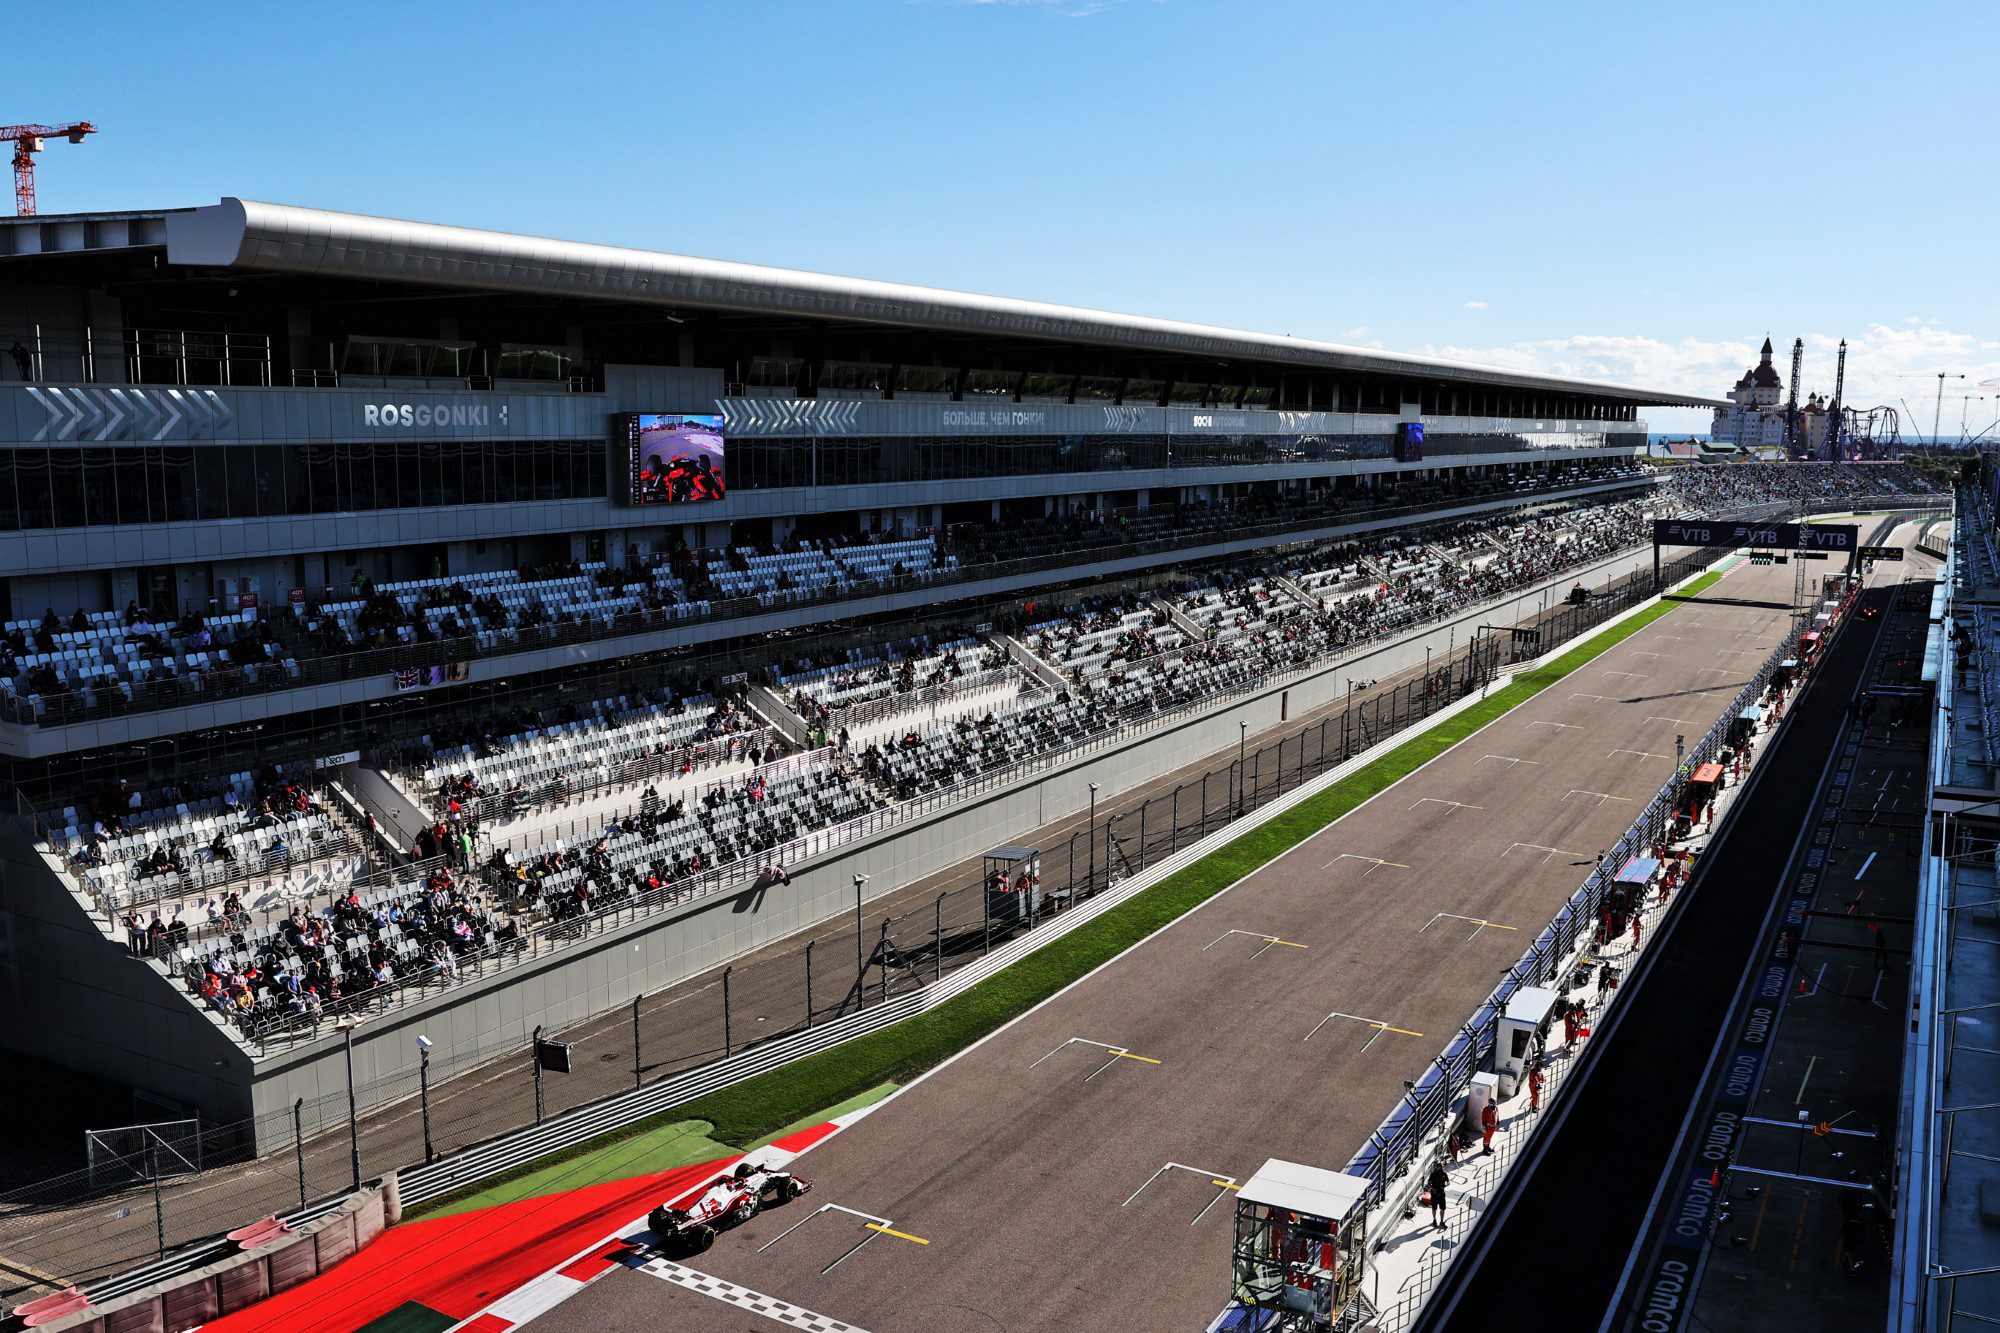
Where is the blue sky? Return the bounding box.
[20,0,1999,433]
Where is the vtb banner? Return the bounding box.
[1652,519,1857,552]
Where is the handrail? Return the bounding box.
[0,476,1654,730]
[1338,565,1853,1212]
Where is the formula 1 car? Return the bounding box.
[648,1162,811,1254]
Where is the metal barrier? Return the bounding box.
[1338,571,1855,1211]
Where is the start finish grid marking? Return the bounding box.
[1203,928,1309,959]
[1321,852,1411,873]
[1029,1036,1163,1081]
[636,1258,870,1332]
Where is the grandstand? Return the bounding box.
[0,197,1945,1185]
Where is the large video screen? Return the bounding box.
[1394,421,1426,463]
[627,413,726,504]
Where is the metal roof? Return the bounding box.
[148,199,1722,408]
[1237,1159,1369,1220]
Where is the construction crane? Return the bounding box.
[1,121,95,216]
[1783,337,1804,456]
[1880,370,1967,444]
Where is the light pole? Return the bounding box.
[853,872,870,999]
[1934,372,1965,446]
[1238,721,1248,811]
[336,1017,363,1192]
[416,1035,435,1165]
[1088,783,1099,891]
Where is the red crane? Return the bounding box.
[1,121,96,216]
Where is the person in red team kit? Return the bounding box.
[1480,1099,1498,1155]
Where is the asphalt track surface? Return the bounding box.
[523,557,1813,1331]
[1420,534,1920,1332]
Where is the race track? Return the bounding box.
[522,556,1814,1331]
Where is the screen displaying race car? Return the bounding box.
[626,413,726,505]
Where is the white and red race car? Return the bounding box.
[649,1161,811,1253]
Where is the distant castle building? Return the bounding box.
[1711,338,1788,447]
[1710,337,1833,455]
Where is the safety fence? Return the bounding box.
[0,545,1716,1302]
[1338,572,1857,1217]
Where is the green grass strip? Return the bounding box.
[677,567,1725,1144]
[409,566,1725,1213]
[408,1081,902,1220]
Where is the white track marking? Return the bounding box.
[1527,720,1582,731]
[1645,715,1689,726]
[1122,1162,1241,1225]
[1304,1010,1424,1053]
[1503,842,1591,864]
[1608,749,1668,761]
[1724,1165,1878,1192]
[1569,692,1609,702]
[1409,797,1482,813]
[757,1202,929,1275]
[1028,1036,1161,1081]
[1565,789,1633,807]
[1320,852,1410,873]
[1420,912,1519,941]
[1477,754,1539,767]
[1201,928,1308,959]
[1601,669,1649,680]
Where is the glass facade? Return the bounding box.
[728,430,1626,490]
[0,440,608,529]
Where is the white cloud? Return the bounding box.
[1416,322,2000,438]
[1343,325,1372,339]
[1463,300,1488,311]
